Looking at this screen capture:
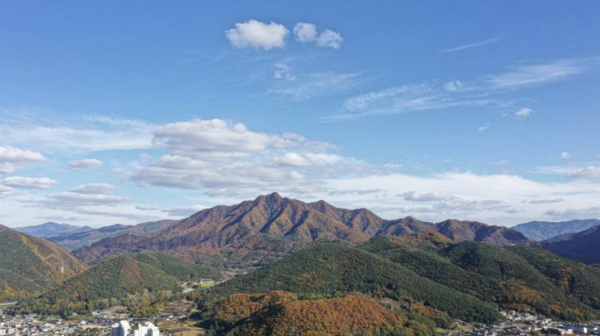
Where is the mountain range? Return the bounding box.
[71,193,534,265]
[15,222,93,239]
[512,219,600,241]
[47,219,177,251]
[2,191,600,332]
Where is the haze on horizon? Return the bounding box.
[1,1,599,228]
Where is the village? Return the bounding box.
[445,311,600,336]
[2,305,600,336]
[0,279,218,336]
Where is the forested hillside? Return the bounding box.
[205,234,600,326]
[200,291,441,336]
[361,235,600,322]
[132,252,222,281]
[20,253,221,316]
[0,229,87,300]
[208,243,501,323]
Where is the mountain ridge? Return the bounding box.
[512,219,600,241]
[15,222,93,238]
[48,219,178,251]
[72,193,534,264]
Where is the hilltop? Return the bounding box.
[200,291,440,336]
[0,229,87,300]
[72,193,532,265]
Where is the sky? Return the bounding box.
[1,1,599,228]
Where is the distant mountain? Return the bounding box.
[0,229,87,300]
[15,222,93,238]
[542,225,600,264]
[512,219,600,241]
[436,219,531,246]
[72,193,531,264]
[48,219,177,251]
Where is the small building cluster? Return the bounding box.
[443,311,600,336]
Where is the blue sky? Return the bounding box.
[1,1,599,227]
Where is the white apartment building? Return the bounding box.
[111,321,132,336]
[112,321,159,336]
[134,322,160,336]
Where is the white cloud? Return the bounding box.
[0,185,15,198]
[560,152,572,159]
[162,205,207,217]
[485,60,584,90]
[67,159,103,171]
[131,118,379,195]
[0,113,153,152]
[529,198,563,204]
[272,72,362,101]
[1,177,58,189]
[478,125,489,132]
[69,183,118,194]
[292,22,342,49]
[545,206,600,219]
[325,171,600,224]
[316,29,343,49]
[515,107,534,117]
[45,192,131,207]
[110,167,127,174]
[567,166,600,179]
[276,153,313,167]
[22,183,131,212]
[275,153,344,167]
[226,20,289,50]
[328,57,592,121]
[493,160,509,166]
[439,38,502,53]
[293,22,317,42]
[442,80,467,92]
[273,63,296,81]
[153,119,285,156]
[329,82,498,121]
[402,191,456,202]
[0,146,47,174]
[136,205,160,211]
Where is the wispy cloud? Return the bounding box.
[0,111,154,153]
[271,72,362,101]
[326,82,501,121]
[327,57,595,121]
[439,37,502,53]
[485,59,586,90]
